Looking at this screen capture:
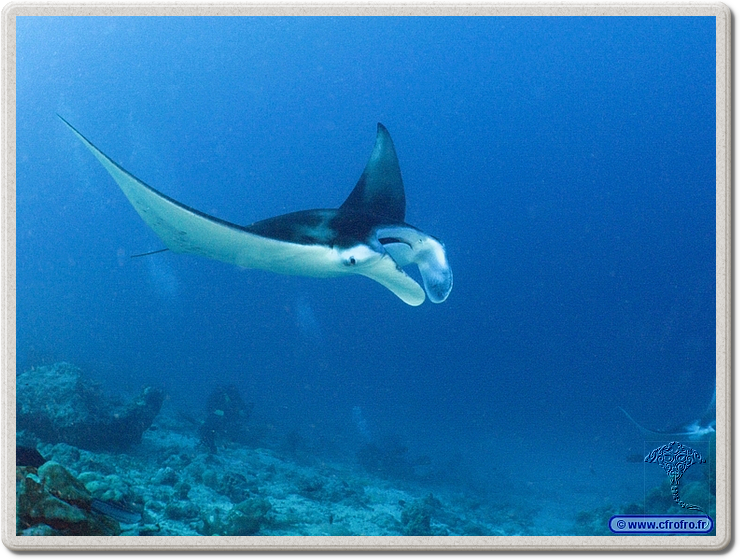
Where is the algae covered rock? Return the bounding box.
[38,461,92,510]
[400,493,446,536]
[17,362,164,451]
[165,500,200,521]
[224,497,272,536]
[16,462,120,536]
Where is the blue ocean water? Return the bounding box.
[16,16,716,534]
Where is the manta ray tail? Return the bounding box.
[131,248,170,258]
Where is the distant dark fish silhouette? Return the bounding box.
[619,390,716,441]
[16,445,46,468]
[89,499,142,525]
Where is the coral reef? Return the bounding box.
[17,363,164,452]
[16,462,120,536]
[357,434,418,479]
[223,498,272,536]
[197,384,254,453]
[400,494,446,536]
[15,394,516,536]
[19,361,693,537]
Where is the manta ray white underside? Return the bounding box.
[60,117,453,306]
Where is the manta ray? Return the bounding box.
[619,390,716,441]
[59,117,452,306]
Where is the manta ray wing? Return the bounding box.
[59,116,311,270]
[618,406,716,440]
[59,116,437,304]
[340,123,405,222]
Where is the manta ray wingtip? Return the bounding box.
[57,114,83,137]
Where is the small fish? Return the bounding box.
[89,499,142,525]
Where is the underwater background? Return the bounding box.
[16,16,716,536]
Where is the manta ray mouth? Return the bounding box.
[378,237,412,248]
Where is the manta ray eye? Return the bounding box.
[348,256,356,265]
